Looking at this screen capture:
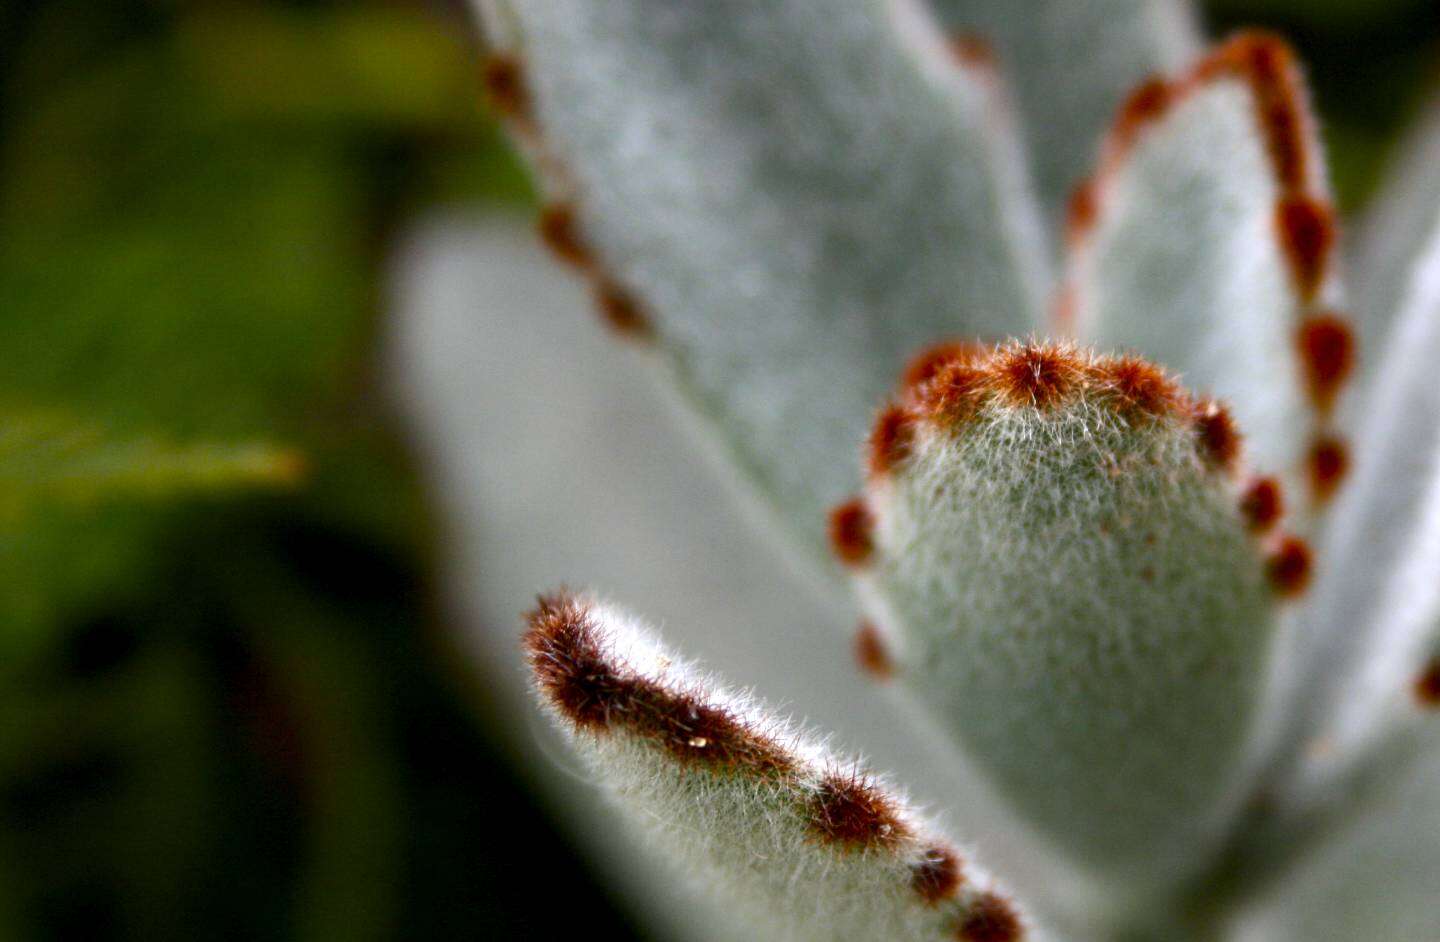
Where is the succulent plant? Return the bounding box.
[454,1,1440,938]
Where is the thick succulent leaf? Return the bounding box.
[1286,215,1440,766]
[929,0,1199,229]
[1351,89,1440,378]
[479,0,1050,562]
[523,591,1037,942]
[834,343,1304,886]
[1068,34,1353,507]
[392,217,1090,935]
[1231,724,1440,942]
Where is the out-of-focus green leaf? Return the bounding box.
[176,7,481,129]
[0,411,302,521]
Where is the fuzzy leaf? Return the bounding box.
[479,0,1050,561]
[1351,89,1440,376]
[1287,213,1440,766]
[524,591,1035,942]
[836,343,1299,884]
[1067,34,1352,505]
[929,0,1199,230]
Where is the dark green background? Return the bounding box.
[0,0,1435,938]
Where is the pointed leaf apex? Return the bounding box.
[523,592,794,772]
[523,593,1036,939]
[1196,30,1312,192]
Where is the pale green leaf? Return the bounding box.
[929,0,1199,230]
[1068,35,1342,502]
[480,0,1049,563]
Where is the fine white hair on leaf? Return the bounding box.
[1350,90,1440,376]
[523,591,1035,942]
[1282,213,1440,786]
[474,0,1050,568]
[839,341,1304,889]
[927,0,1200,235]
[1066,32,1354,516]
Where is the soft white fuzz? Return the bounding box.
[930,0,1198,230]
[1068,35,1339,500]
[1292,218,1440,768]
[477,0,1049,561]
[1352,92,1440,370]
[853,345,1281,887]
[525,593,1033,942]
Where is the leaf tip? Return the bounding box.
[524,592,794,773]
[523,591,617,731]
[992,344,1080,409]
[1200,31,1311,192]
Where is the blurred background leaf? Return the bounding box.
[0,0,624,939]
[0,0,1435,938]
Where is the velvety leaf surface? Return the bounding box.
[842,343,1293,887]
[930,0,1199,230]
[525,591,1036,942]
[1067,35,1349,507]
[481,0,1049,562]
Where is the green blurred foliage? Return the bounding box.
[0,0,1435,938]
[0,1,631,940]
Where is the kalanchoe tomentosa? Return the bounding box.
[462,0,1440,938]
